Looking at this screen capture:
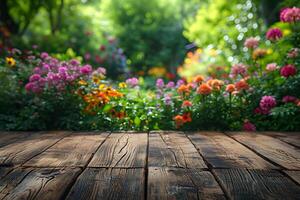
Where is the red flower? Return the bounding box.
[280,64,297,77]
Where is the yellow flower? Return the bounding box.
[78,80,87,86]
[6,57,16,67]
[99,84,106,90]
[118,82,127,88]
[92,76,101,84]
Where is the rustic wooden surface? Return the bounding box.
[0,131,299,200]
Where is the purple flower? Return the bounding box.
[166,81,175,88]
[259,96,277,114]
[164,94,172,105]
[80,65,92,75]
[70,59,80,66]
[266,28,283,41]
[126,77,139,87]
[156,78,164,89]
[29,74,41,82]
[176,79,185,87]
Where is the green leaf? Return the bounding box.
[103,104,112,113]
[134,116,141,127]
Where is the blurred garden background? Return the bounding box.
[0,0,300,131]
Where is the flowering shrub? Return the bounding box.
[0,6,299,131]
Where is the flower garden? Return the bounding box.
[0,1,299,132]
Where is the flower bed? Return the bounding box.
[0,7,299,131]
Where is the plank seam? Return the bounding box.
[223,132,286,170]
[185,132,231,200]
[60,131,111,200]
[144,131,149,200]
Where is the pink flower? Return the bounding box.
[166,81,175,88]
[244,37,259,49]
[126,77,139,87]
[266,63,278,72]
[29,74,41,82]
[156,78,164,89]
[280,64,297,77]
[287,48,299,58]
[40,52,49,59]
[80,65,92,75]
[266,28,283,41]
[282,96,297,103]
[280,7,300,23]
[243,120,256,131]
[229,63,248,78]
[260,96,277,114]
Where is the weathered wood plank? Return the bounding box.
[66,168,144,200]
[214,169,300,200]
[0,168,33,199]
[149,131,206,169]
[89,132,147,168]
[1,167,81,200]
[148,167,225,200]
[0,132,67,167]
[0,132,32,148]
[227,132,300,170]
[0,168,12,180]
[187,132,275,169]
[284,170,300,185]
[24,132,109,167]
[262,132,300,148]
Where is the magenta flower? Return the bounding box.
[244,37,259,49]
[40,52,49,59]
[29,74,41,82]
[156,78,164,89]
[282,96,297,103]
[280,64,297,78]
[259,96,277,114]
[266,28,283,41]
[243,121,256,131]
[280,7,300,23]
[176,79,185,87]
[80,65,92,75]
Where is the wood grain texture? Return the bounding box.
[2,168,81,200]
[0,132,32,148]
[66,168,144,200]
[262,132,300,148]
[0,168,33,199]
[148,167,225,200]
[24,132,109,167]
[0,132,67,167]
[187,132,275,169]
[227,132,300,170]
[284,170,300,185]
[89,132,147,168]
[214,169,300,200]
[0,168,11,180]
[149,131,206,169]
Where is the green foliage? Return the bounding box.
[100,0,192,71]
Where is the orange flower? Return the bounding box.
[177,84,190,95]
[197,83,212,95]
[226,84,236,93]
[173,115,184,128]
[182,112,192,123]
[252,48,267,60]
[193,75,204,83]
[235,79,249,91]
[182,100,192,107]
